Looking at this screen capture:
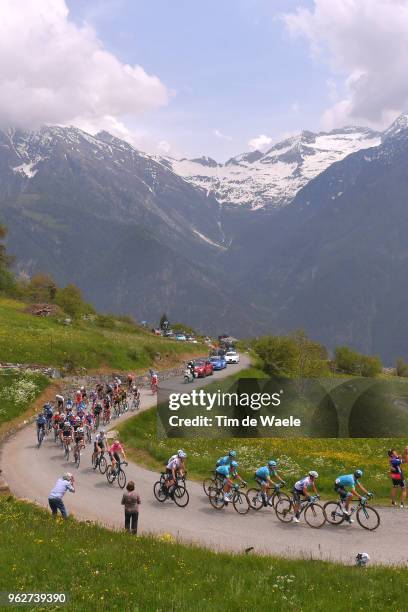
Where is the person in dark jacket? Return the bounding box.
[121,481,141,534]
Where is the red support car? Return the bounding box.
[194,360,214,378]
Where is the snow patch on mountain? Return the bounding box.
[12,162,38,178]
[170,127,381,209]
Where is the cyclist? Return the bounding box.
[84,411,94,436]
[109,440,127,473]
[151,371,158,393]
[93,430,106,464]
[165,450,187,490]
[334,470,372,521]
[127,373,134,391]
[74,425,85,450]
[215,463,235,502]
[36,412,46,440]
[216,450,237,467]
[62,420,73,452]
[93,401,102,425]
[388,449,406,508]
[66,397,73,412]
[255,460,285,507]
[230,460,247,487]
[57,413,66,442]
[55,394,64,410]
[292,471,319,523]
[43,403,54,430]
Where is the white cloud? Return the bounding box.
[248,134,273,151]
[282,0,408,129]
[0,0,168,129]
[214,129,233,141]
[157,140,171,154]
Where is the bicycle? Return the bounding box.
[151,381,158,395]
[73,442,82,468]
[202,473,224,497]
[275,495,326,528]
[106,460,128,489]
[85,424,92,444]
[153,474,189,507]
[63,437,71,462]
[209,482,250,515]
[130,396,140,411]
[324,497,380,531]
[92,450,107,474]
[37,426,45,449]
[247,483,290,510]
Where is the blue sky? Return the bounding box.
[67,0,337,160]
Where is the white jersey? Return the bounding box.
[295,476,312,491]
[167,457,181,471]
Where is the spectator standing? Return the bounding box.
[121,481,140,534]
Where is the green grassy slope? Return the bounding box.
[0,297,205,371]
[0,497,406,612]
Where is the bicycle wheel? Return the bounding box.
[275,498,294,523]
[304,503,326,528]
[106,466,116,484]
[98,456,107,474]
[153,481,167,502]
[233,491,250,515]
[92,453,98,470]
[75,450,81,469]
[64,445,70,462]
[323,501,345,525]
[118,469,127,489]
[356,505,380,531]
[203,477,216,497]
[247,488,264,511]
[271,491,290,509]
[209,489,225,510]
[173,485,189,508]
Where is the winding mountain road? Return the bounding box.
[2,357,407,567]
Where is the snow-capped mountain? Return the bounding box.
[169,127,381,210]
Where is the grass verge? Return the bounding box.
[0,496,406,611]
[0,370,49,425]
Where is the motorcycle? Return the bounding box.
[183,368,196,383]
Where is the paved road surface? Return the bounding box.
[2,357,407,566]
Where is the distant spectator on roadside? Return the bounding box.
[48,473,75,518]
[121,481,140,534]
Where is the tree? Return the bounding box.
[396,357,408,377]
[159,313,169,331]
[252,336,299,378]
[55,284,86,318]
[24,273,58,303]
[0,224,15,293]
[334,346,382,377]
[291,329,329,378]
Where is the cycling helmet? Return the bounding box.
[100,430,105,435]
[77,427,84,433]
[63,473,73,481]
[60,413,66,420]
[178,450,187,459]
[356,552,370,567]
[354,469,363,479]
[37,412,43,418]
[231,460,238,468]
[309,470,319,478]
[228,450,237,458]
[268,460,278,468]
